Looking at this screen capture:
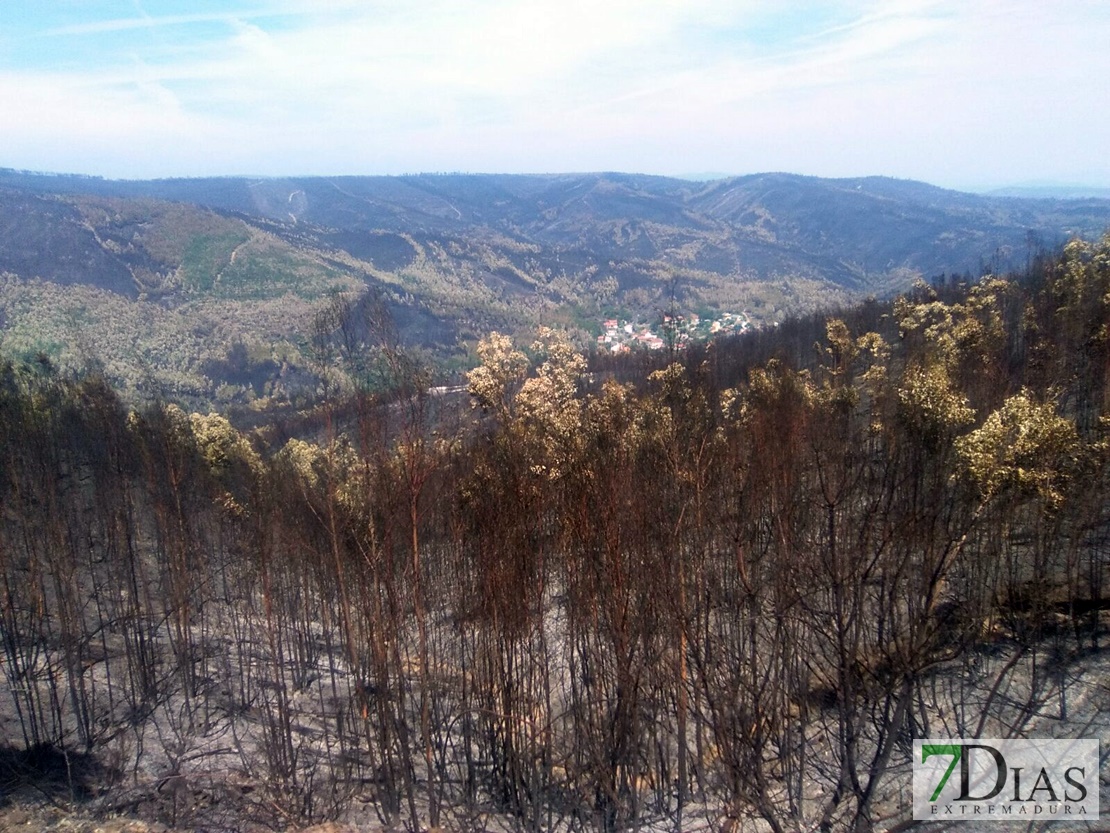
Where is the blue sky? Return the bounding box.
[1,1,1107,189]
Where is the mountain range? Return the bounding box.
[2,167,1109,406]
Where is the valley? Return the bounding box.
[3,168,1109,409]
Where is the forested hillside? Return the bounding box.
[1,235,1107,831]
[3,169,1110,411]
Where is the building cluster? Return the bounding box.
[596,312,752,353]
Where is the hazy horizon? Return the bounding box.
[2,1,1108,192]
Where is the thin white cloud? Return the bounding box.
[46,13,250,36]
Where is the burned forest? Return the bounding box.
[1,236,1109,831]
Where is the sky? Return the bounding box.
[0,1,1107,190]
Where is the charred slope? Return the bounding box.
[5,168,1110,294]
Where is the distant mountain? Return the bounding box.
[6,168,1109,286]
[2,168,1109,406]
[985,184,1110,200]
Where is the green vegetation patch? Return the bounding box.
[221,254,327,299]
[181,231,251,292]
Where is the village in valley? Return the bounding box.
[596,310,754,353]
